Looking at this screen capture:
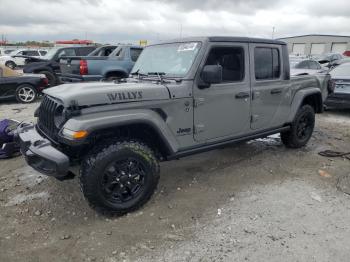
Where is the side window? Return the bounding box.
[115,48,123,57]
[78,47,95,56]
[130,48,143,62]
[254,47,281,80]
[204,46,244,82]
[25,51,40,56]
[295,61,309,69]
[58,49,76,58]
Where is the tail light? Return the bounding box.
[79,60,88,75]
[39,77,49,90]
[328,79,335,94]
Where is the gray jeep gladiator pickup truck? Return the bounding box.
[17,36,331,215]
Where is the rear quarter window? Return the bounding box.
[130,48,143,62]
[254,47,281,80]
[77,47,96,56]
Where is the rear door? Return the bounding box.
[250,44,291,130]
[193,42,251,141]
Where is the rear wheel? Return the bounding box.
[15,84,37,103]
[80,140,160,215]
[5,61,16,69]
[281,105,315,148]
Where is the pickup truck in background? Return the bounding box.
[59,45,143,82]
[22,46,98,87]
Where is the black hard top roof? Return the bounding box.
[155,36,286,46]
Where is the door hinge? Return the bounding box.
[251,115,259,123]
[194,98,205,107]
[194,124,205,134]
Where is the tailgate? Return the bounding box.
[59,57,81,75]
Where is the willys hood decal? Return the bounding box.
[44,81,171,107]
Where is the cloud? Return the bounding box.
[0,0,349,43]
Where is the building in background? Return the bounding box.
[278,34,350,56]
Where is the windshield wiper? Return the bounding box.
[130,69,148,78]
[147,72,166,82]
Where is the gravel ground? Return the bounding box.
[0,100,349,262]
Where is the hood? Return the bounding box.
[0,55,11,61]
[44,81,171,107]
[23,61,52,72]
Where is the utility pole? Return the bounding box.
[180,24,183,39]
[272,26,275,39]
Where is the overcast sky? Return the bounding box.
[1,0,350,44]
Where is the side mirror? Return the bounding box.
[201,65,222,85]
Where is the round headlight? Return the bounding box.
[54,105,65,128]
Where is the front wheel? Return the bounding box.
[281,105,315,148]
[80,140,160,215]
[5,61,16,69]
[15,84,37,103]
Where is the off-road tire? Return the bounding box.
[39,71,56,87]
[281,105,315,148]
[15,84,37,103]
[80,140,160,216]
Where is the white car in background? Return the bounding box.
[0,49,47,69]
[290,59,328,76]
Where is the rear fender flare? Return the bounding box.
[288,87,322,122]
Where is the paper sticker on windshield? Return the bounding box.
[178,42,198,52]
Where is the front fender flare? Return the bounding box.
[62,109,178,154]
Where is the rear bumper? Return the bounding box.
[60,73,102,83]
[16,123,70,177]
[325,93,350,108]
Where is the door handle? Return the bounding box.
[271,88,283,95]
[235,92,250,99]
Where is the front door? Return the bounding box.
[0,77,17,97]
[193,43,251,142]
[249,44,291,130]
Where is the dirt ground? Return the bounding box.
[0,100,350,262]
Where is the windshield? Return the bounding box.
[42,48,60,60]
[9,50,21,56]
[330,63,350,77]
[315,54,332,61]
[4,49,14,54]
[131,42,201,77]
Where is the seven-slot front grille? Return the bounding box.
[37,95,60,139]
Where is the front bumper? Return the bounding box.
[325,93,350,109]
[16,123,70,177]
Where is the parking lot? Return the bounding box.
[0,101,349,262]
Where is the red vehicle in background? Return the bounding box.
[343,51,350,57]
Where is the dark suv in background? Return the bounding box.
[23,46,97,86]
